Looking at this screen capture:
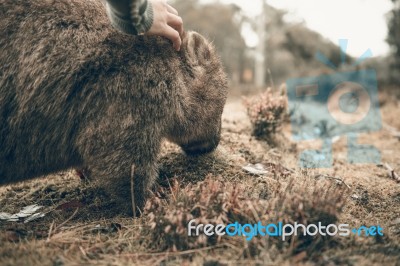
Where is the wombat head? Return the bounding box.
[169,31,228,156]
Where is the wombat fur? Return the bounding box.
[0,0,228,215]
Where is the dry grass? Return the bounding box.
[0,91,399,265]
[243,88,287,139]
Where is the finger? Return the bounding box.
[163,26,181,51]
[166,4,179,16]
[167,13,184,37]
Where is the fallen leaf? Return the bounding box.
[351,194,360,200]
[20,204,43,215]
[242,163,269,175]
[0,212,13,220]
[24,212,46,223]
[0,205,46,223]
[380,163,400,183]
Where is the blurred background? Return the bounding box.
[172,0,400,95]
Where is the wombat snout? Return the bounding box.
[181,124,222,156]
[181,135,220,156]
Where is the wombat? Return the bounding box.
[0,0,228,215]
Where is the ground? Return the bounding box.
[0,90,399,265]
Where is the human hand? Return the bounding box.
[146,0,183,51]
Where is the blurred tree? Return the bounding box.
[172,0,247,83]
[262,3,351,85]
[387,0,400,84]
[172,0,354,87]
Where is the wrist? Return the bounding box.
[131,1,154,34]
[106,2,138,35]
[105,0,154,35]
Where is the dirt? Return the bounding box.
[0,91,399,265]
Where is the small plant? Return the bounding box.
[143,173,347,258]
[243,88,287,139]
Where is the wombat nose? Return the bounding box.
[182,137,220,156]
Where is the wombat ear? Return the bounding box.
[182,31,213,66]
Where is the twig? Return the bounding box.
[167,178,177,202]
[383,163,400,183]
[315,174,351,189]
[55,208,79,230]
[48,208,79,240]
[79,245,88,258]
[281,165,295,173]
[130,164,136,218]
[47,220,55,241]
[383,122,400,139]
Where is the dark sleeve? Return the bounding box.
[105,0,154,35]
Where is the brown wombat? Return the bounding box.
[0,0,228,215]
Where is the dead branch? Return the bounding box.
[131,164,136,218]
[382,163,400,183]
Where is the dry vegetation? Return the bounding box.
[0,90,399,265]
[243,88,287,139]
